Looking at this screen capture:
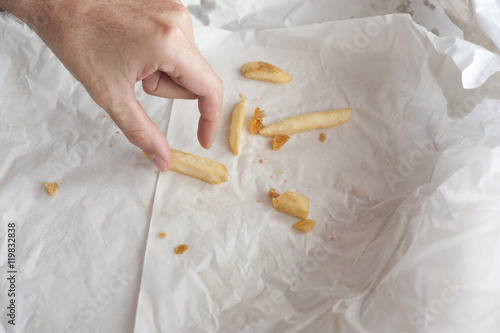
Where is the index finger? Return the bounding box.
[160,41,224,149]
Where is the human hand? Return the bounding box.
[1,0,223,171]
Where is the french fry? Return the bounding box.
[293,219,316,232]
[229,96,246,155]
[272,190,309,219]
[259,108,352,136]
[170,149,229,185]
[241,61,293,84]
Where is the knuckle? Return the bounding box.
[166,2,191,23]
[159,23,182,41]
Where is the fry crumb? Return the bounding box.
[250,108,266,134]
[160,212,164,215]
[257,200,261,203]
[155,171,158,174]
[175,244,189,254]
[330,236,335,240]
[285,179,289,183]
[269,188,280,199]
[320,132,327,142]
[273,134,290,150]
[110,144,114,147]
[293,219,316,232]
[103,114,109,119]
[159,232,167,238]
[44,182,59,197]
[116,131,120,134]
[259,159,263,164]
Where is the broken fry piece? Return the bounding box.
[241,61,293,84]
[293,219,316,232]
[170,149,229,185]
[272,134,290,150]
[250,108,266,134]
[272,190,309,219]
[259,108,352,136]
[44,182,59,197]
[175,244,189,254]
[229,95,246,155]
[320,132,327,142]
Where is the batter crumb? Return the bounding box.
[116,131,120,134]
[259,159,263,164]
[273,134,290,150]
[175,244,189,254]
[320,132,327,142]
[44,182,59,197]
[159,232,167,238]
[249,108,266,134]
[269,188,280,199]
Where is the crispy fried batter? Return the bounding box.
[272,135,290,150]
[159,232,167,238]
[250,108,266,134]
[269,188,280,199]
[44,182,59,197]
[175,244,189,254]
[320,132,327,142]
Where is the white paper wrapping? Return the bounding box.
[134,15,500,333]
[1,2,500,333]
[0,18,172,333]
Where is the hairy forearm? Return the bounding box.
[0,0,63,35]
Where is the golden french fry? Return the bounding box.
[229,96,246,155]
[241,61,293,84]
[259,108,352,136]
[293,219,316,232]
[170,149,229,185]
[272,190,309,219]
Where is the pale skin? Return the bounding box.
[0,0,223,171]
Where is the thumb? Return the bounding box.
[106,93,172,172]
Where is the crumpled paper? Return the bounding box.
[134,14,500,333]
[0,17,171,333]
[2,3,500,333]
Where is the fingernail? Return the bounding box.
[149,154,168,172]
